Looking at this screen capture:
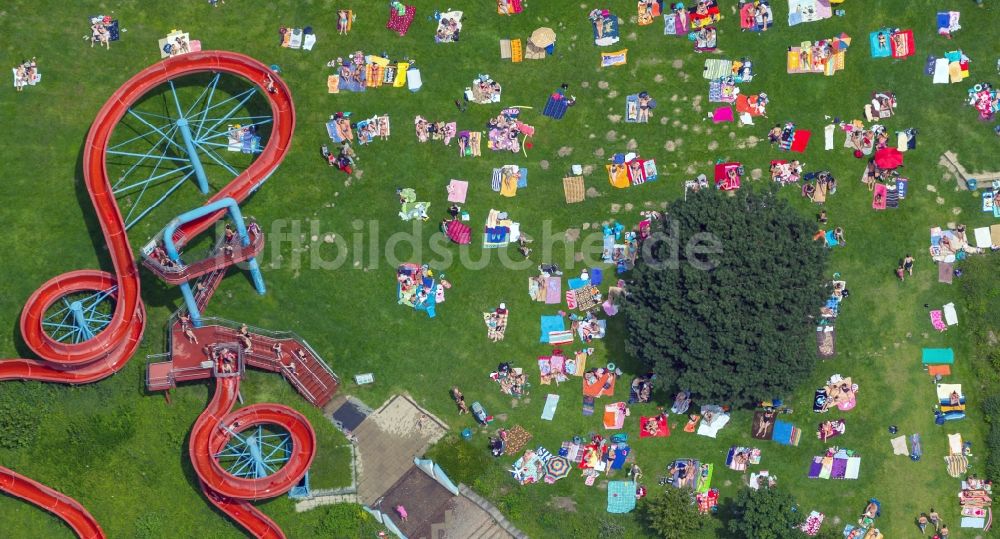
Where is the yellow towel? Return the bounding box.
[327,75,340,94]
[500,173,518,197]
[393,62,409,87]
[607,164,630,189]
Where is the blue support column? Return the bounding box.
[176,118,210,194]
[69,301,95,341]
[179,282,202,327]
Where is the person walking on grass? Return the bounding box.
[896,262,905,281]
[918,513,929,534]
[904,254,915,276]
[929,509,940,530]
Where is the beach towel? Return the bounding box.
[712,106,734,124]
[584,371,616,398]
[923,348,955,365]
[946,455,969,477]
[607,481,637,513]
[640,415,670,438]
[604,403,626,429]
[541,394,560,420]
[788,0,832,26]
[773,420,800,446]
[891,435,908,456]
[703,58,734,80]
[539,315,565,343]
[816,325,835,358]
[933,58,950,84]
[563,176,585,204]
[548,330,573,345]
[824,124,835,150]
[974,226,993,248]
[938,262,953,284]
[697,414,730,438]
[600,49,628,68]
[928,365,951,377]
[931,310,947,332]
[751,412,776,440]
[447,179,468,203]
[845,457,861,479]
[545,277,562,304]
[791,130,812,152]
[583,395,595,416]
[830,456,848,479]
[872,183,887,210]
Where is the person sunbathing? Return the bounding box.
[950,391,961,406]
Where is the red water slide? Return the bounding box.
[190,375,316,539]
[0,51,296,537]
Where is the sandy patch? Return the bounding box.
[565,228,581,241]
[610,204,622,213]
[654,74,664,83]
[664,140,677,152]
[750,168,763,180]
[586,187,602,198]
[574,252,585,262]
[692,125,703,134]
[626,31,638,41]
[607,90,619,99]
[607,114,622,123]
[660,117,669,125]
[936,196,945,205]
[952,207,962,215]
[624,203,634,211]
[540,160,550,170]
[354,170,364,179]
[605,130,617,141]
[681,124,689,131]
[672,120,681,127]
[926,184,937,192]
[557,146,574,157]
[598,80,610,89]
[707,141,719,150]
[671,59,684,69]
[670,94,678,102]
[728,132,737,139]
[582,222,591,230]
[673,107,681,115]
[323,234,336,243]
[583,165,595,175]
[685,164,697,174]
[626,138,638,150]
[581,81,590,88]
[594,148,606,157]
[550,497,578,512]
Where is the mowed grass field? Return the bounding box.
[1,0,999,537]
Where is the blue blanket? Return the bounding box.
[539,315,566,343]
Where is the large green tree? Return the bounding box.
[727,485,805,539]
[639,486,707,539]
[625,189,827,405]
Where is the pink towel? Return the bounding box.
[711,106,734,123]
[447,179,468,203]
[545,277,562,304]
[872,183,887,210]
[930,310,947,331]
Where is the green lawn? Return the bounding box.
[1,0,999,537]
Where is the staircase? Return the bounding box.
[194,267,226,312]
[210,322,340,408]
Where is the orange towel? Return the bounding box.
[928,365,951,377]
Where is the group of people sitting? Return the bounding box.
[435,16,461,42]
[486,110,525,153]
[321,139,356,173]
[414,115,457,144]
[165,35,191,56]
[801,170,837,200]
[12,57,38,92]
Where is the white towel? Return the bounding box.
[890,435,908,456]
[897,131,909,152]
[824,124,835,150]
[933,58,950,84]
[943,303,958,326]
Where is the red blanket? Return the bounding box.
[640,415,670,438]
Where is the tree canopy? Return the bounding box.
[727,485,805,539]
[625,189,828,405]
[640,486,707,539]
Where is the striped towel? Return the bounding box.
[491,168,503,191]
[536,446,553,463]
[549,330,573,345]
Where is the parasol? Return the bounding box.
[530,27,556,48]
[544,455,570,480]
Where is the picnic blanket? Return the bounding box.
[726,447,761,471]
[938,262,954,284]
[583,395,595,416]
[539,315,566,343]
[505,425,532,454]
[817,419,845,442]
[607,481,637,513]
[446,179,468,203]
[640,415,670,438]
[541,394,560,420]
[923,348,955,365]
[563,176,585,204]
[386,3,415,36]
[544,276,562,304]
[791,130,812,152]
[801,511,825,536]
[891,435,909,456]
[603,402,627,429]
[787,0,832,26]
[583,371,616,397]
[816,326,835,358]
[751,411,776,440]
[947,455,970,477]
[773,420,801,446]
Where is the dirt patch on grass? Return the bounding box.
[549,497,578,512]
[557,146,575,157]
[707,140,719,150]
[936,196,945,205]
[607,90,619,99]
[586,187,602,198]
[607,114,622,123]
[660,117,669,125]
[583,165,595,175]
[672,59,684,69]
[605,130,618,142]
[540,160,550,170]
[580,81,590,88]
[926,184,938,192]
[750,168,763,180]
[598,80,610,89]
[626,138,638,150]
[594,147,606,157]
[654,74,664,83]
